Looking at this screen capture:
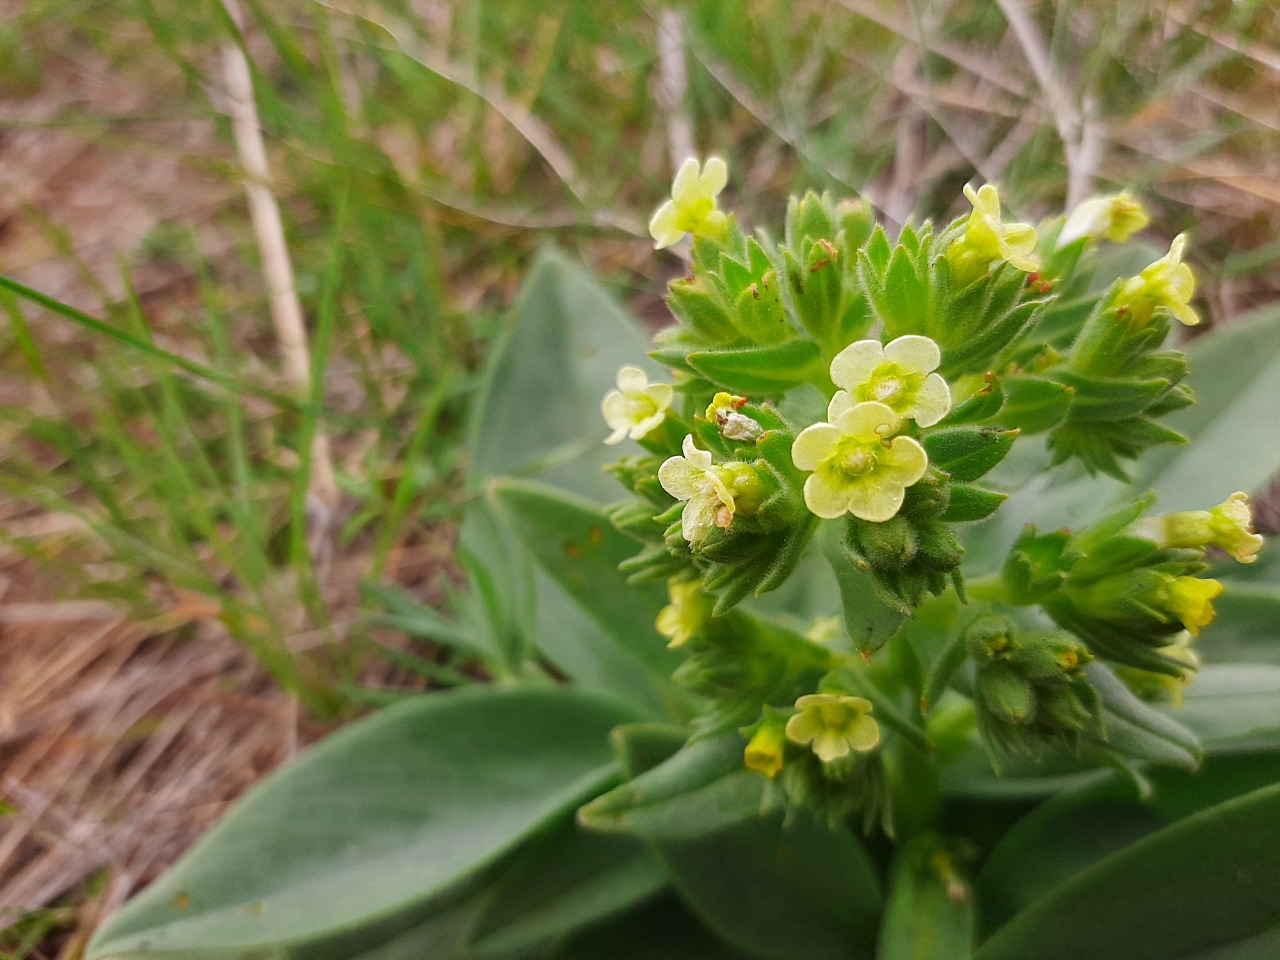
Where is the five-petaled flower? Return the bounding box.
[658,435,760,542]
[946,183,1040,284]
[1058,192,1150,246]
[649,157,730,250]
[791,401,928,522]
[601,366,674,445]
[1117,233,1200,326]
[655,578,711,648]
[786,693,880,763]
[827,335,951,428]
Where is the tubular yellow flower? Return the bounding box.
[1117,233,1200,326]
[655,578,711,648]
[791,402,928,523]
[1058,192,1150,246]
[601,366,674,444]
[785,693,880,763]
[743,721,787,778]
[1132,492,1263,564]
[827,335,952,428]
[649,157,730,249]
[946,183,1040,285]
[1159,576,1223,637]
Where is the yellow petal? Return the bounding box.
[829,339,884,391]
[791,423,842,471]
[832,401,899,439]
[845,715,881,752]
[878,436,929,486]
[845,477,906,523]
[827,390,855,422]
[658,455,702,500]
[699,157,728,197]
[812,730,851,763]
[616,366,649,392]
[910,373,952,427]
[785,709,821,745]
[670,158,702,203]
[803,472,855,520]
[883,334,941,375]
[649,201,683,249]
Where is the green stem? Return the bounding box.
[965,573,1015,603]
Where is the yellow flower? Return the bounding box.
[1058,192,1150,246]
[946,183,1040,285]
[649,157,730,249]
[658,435,761,542]
[1133,492,1263,564]
[1117,233,1199,326]
[827,335,952,428]
[743,721,787,778]
[601,366,674,445]
[791,401,928,522]
[655,578,711,648]
[1160,576,1223,636]
[785,693,880,762]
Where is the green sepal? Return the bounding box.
[666,275,739,344]
[939,485,1007,522]
[1053,370,1171,422]
[823,527,907,654]
[785,190,838,247]
[1002,526,1074,605]
[921,631,969,713]
[923,427,1019,482]
[731,270,790,344]
[996,376,1074,433]
[687,338,826,396]
[940,375,1005,426]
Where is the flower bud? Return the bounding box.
[1057,193,1150,247]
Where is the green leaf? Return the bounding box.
[659,814,881,960]
[467,247,655,501]
[492,479,682,705]
[923,428,1018,483]
[579,733,766,841]
[879,839,975,960]
[467,820,667,956]
[1087,662,1202,770]
[610,723,691,778]
[554,895,758,960]
[1173,665,1280,753]
[1197,583,1280,667]
[87,687,637,960]
[1136,304,1280,510]
[941,378,1005,427]
[975,779,1164,935]
[687,338,826,396]
[976,783,1280,960]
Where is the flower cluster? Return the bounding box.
[591,157,1262,825]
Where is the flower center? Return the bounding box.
[871,376,904,404]
[839,446,877,477]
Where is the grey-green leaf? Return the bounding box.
[977,783,1280,960]
[87,687,636,960]
[660,814,881,960]
[467,246,656,502]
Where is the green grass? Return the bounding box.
[1,0,1277,719]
